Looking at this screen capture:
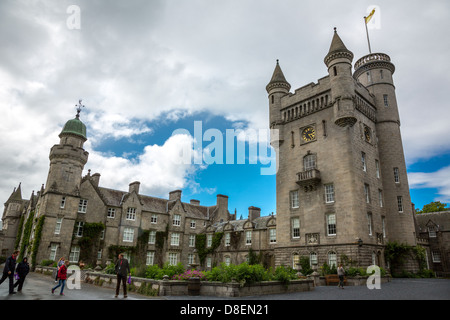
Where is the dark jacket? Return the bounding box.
[115,258,130,277]
[2,255,16,274]
[16,259,30,277]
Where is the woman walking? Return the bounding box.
[55,257,65,282]
[52,260,69,296]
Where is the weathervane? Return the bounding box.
[75,99,85,118]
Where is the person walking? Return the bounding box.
[52,260,69,296]
[55,257,65,282]
[337,263,345,289]
[13,257,30,292]
[114,253,130,298]
[0,250,19,294]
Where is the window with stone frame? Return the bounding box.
[74,221,84,237]
[169,253,178,265]
[173,214,181,226]
[123,227,134,242]
[148,230,156,244]
[126,207,136,220]
[189,234,196,247]
[224,233,231,246]
[397,196,404,212]
[245,230,252,245]
[292,218,300,239]
[310,252,318,266]
[151,214,157,224]
[69,245,80,263]
[328,251,337,268]
[290,190,299,208]
[269,228,277,244]
[78,199,88,213]
[107,208,116,218]
[146,251,155,265]
[327,214,336,236]
[303,154,316,170]
[324,184,335,203]
[171,233,180,246]
[54,217,63,235]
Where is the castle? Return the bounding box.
[0,29,440,275]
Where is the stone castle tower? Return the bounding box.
[267,28,417,270]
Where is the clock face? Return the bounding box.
[302,127,316,142]
[364,126,371,142]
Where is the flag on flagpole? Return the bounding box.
[365,9,375,24]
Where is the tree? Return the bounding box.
[416,201,449,214]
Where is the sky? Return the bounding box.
[1,0,449,218]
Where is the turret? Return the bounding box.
[266,60,291,128]
[324,28,356,127]
[354,53,416,246]
[44,105,89,196]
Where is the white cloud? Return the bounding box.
[409,166,450,203]
[85,133,204,197]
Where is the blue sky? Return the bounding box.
[1,0,449,217]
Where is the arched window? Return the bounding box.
[310,252,318,267]
[292,253,300,269]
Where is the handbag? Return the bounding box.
[127,275,131,284]
[14,273,20,280]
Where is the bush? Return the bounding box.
[273,265,298,285]
[40,259,55,267]
[104,262,116,275]
[172,269,206,280]
[145,264,164,280]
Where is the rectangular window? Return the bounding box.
[367,71,372,83]
[78,199,88,213]
[245,230,252,245]
[146,252,155,265]
[327,214,336,236]
[123,227,134,242]
[292,218,300,238]
[432,251,441,263]
[49,243,58,261]
[126,208,136,220]
[362,152,367,171]
[188,254,195,265]
[190,219,196,229]
[365,184,371,203]
[206,257,212,268]
[367,213,373,236]
[189,234,196,247]
[269,228,277,243]
[148,231,156,244]
[325,184,335,203]
[60,197,66,209]
[394,167,400,183]
[97,249,102,260]
[397,196,404,212]
[169,253,178,266]
[151,214,157,224]
[171,233,180,246]
[382,216,386,238]
[378,189,383,207]
[173,214,181,226]
[383,94,389,107]
[69,245,80,263]
[375,160,380,178]
[107,208,116,218]
[428,226,437,238]
[380,70,384,79]
[225,233,231,246]
[74,221,84,237]
[310,252,318,266]
[290,190,299,208]
[54,217,63,235]
[207,234,213,247]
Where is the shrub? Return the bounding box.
[172,269,206,281]
[40,259,55,267]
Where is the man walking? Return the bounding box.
[0,250,19,294]
[114,253,130,298]
[337,263,345,289]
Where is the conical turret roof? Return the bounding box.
[266,60,291,93]
[324,28,354,66]
[6,183,22,203]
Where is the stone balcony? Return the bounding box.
[296,169,321,190]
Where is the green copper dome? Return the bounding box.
[59,116,87,140]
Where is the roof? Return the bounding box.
[59,116,87,140]
[266,60,291,92]
[324,28,354,65]
[415,211,450,232]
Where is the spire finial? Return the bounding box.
[334,27,337,32]
[75,99,85,119]
[276,59,279,64]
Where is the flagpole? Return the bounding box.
[364,16,372,54]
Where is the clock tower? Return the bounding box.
[268,29,417,271]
